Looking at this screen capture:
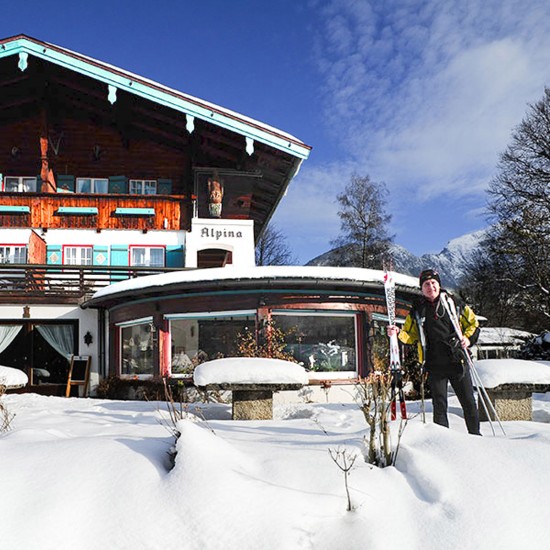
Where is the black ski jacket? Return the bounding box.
[398,292,479,373]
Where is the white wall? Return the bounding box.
[40,228,186,247]
[185,218,255,268]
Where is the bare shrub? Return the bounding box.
[329,447,358,512]
[0,385,15,433]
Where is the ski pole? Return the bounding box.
[414,311,427,424]
[446,297,506,436]
[467,358,497,436]
[440,293,506,437]
[419,364,426,424]
[441,292,501,435]
[467,355,506,436]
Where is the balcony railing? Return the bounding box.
[0,192,191,231]
[0,264,187,303]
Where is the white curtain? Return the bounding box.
[36,325,74,361]
[0,325,22,354]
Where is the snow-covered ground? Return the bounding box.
[2,364,550,550]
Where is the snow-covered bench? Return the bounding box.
[193,357,308,420]
[0,365,29,391]
[474,359,550,421]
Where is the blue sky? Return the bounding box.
[2,0,550,263]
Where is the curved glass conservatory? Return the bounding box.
[84,266,419,386]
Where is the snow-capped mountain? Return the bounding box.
[305,229,486,289]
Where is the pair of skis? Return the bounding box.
[383,270,407,421]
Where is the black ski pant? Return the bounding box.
[427,369,480,435]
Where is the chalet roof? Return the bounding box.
[0,34,311,160]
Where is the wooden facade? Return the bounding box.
[0,192,189,232]
[0,35,311,250]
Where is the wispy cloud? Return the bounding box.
[313,0,550,199]
[281,0,550,262]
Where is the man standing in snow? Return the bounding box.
[387,269,481,435]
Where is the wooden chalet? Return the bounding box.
[0,34,311,395]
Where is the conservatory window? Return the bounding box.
[3,176,37,193]
[64,246,93,265]
[76,178,108,194]
[272,312,358,378]
[168,311,256,375]
[130,246,165,267]
[0,245,27,264]
[129,179,157,195]
[120,319,155,377]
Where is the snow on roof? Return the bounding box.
[0,365,28,389]
[477,327,533,346]
[89,266,420,301]
[474,359,550,388]
[193,357,308,386]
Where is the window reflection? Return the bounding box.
[121,323,155,376]
[273,314,357,375]
[170,315,255,375]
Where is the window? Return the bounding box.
[3,176,37,193]
[169,312,256,375]
[129,179,157,195]
[273,312,358,377]
[120,320,155,377]
[76,178,108,194]
[0,245,27,264]
[130,246,164,267]
[64,246,92,265]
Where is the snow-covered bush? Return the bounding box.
[519,331,550,360]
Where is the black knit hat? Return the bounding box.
[419,268,441,287]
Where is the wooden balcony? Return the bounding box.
[0,192,191,231]
[0,264,187,304]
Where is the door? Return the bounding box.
[0,322,77,386]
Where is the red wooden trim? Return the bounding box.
[159,318,170,378]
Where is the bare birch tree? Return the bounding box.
[331,174,393,269]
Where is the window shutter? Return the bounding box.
[165,245,184,267]
[110,245,129,266]
[108,175,128,194]
[110,245,129,281]
[56,175,75,193]
[157,179,172,194]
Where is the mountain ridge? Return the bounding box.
[305,229,486,289]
